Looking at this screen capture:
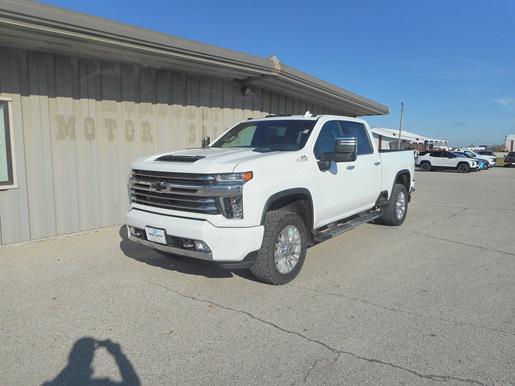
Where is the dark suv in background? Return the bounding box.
[505,152,515,167]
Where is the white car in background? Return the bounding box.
[462,150,496,167]
[416,150,479,173]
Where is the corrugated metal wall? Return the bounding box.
[0,46,335,244]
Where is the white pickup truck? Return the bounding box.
[126,114,415,284]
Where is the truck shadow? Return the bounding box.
[118,226,236,279]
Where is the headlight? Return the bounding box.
[214,172,253,184]
[215,172,252,219]
[220,195,243,219]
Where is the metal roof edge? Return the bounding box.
[276,63,389,115]
[0,0,274,74]
[0,0,389,115]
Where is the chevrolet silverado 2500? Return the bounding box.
[126,114,415,284]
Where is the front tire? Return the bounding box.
[457,162,470,173]
[250,210,307,285]
[380,183,408,226]
[419,161,431,171]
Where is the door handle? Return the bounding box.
[374,161,381,166]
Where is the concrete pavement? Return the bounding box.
[1,168,515,385]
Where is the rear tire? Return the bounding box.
[380,184,408,226]
[457,162,470,173]
[419,161,431,171]
[250,210,307,285]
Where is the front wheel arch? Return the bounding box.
[261,188,314,233]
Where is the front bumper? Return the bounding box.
[126,208,264,262]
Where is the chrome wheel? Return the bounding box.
[395,191,406,220]
[274,225,302,274]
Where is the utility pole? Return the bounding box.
[397,102,404,150]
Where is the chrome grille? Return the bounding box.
[129,169,220,214]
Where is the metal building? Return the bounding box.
[0,1,388,245]
[371,127,448,151]
[506,134,515,152]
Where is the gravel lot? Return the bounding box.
[1,168,515,385]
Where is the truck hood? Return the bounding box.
[131,147,290,174]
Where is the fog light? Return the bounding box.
[128,226,142,237]
[182,239,194,249]
[194,240,210,252]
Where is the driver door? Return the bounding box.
[313,120,381,228]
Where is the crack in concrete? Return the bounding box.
[423,204,515,213]
[416,207,467,231]
[410,205,514,257]
[140,278,488,385]
[287,284,515,338]
[412,230,515,257]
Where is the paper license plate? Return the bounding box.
[145,227,167,244]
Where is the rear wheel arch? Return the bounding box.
[394,169,411,190]
[391,169,411,200]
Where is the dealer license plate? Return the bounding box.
[145,227,166,245]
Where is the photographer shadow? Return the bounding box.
[43,337,140,386]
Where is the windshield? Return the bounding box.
[452,152,466,158]
[463,151,476,158]
[211,119,316,151]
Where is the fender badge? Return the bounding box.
[296,155,308,162]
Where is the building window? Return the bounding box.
[0,99,15,188]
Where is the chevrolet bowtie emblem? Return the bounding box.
[151,181,168,192]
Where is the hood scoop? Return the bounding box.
[155,155,205,163]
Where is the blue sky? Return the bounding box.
[41,0,515,146]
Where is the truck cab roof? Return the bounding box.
[245,114,367,124]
